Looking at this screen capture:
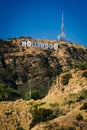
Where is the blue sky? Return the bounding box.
[0,0,87,47]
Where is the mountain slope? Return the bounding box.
[0,38,87,100]
[31,69,87,130]
[0,69,87,130]
[0,38,87,129]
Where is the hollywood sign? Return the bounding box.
[22,40,58,50]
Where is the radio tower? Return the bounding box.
[58,11,66,41]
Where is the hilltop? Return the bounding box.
[0,38,87,130]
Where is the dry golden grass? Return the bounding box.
[0,38,87,130]
[0,69,87,130]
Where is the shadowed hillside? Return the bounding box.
[0,38,87,130]
[0,38,87,100]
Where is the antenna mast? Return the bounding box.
[58,11,66,41]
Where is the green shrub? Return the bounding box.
[7,87,21,100]
[49,103,62,118]
[59,127,65,130]
[0,84,21,101]
[25,90,40,100]
[4,111,12,118]
[29,102,46,113]
[68,127,75,130]
[82,71,87,77]
[0,84,8,101]
[75,89,87,102]
[66,100,74,105]
[68,89,87,103]
[80,102,87,110]
[49,103,59,108]
[30,108,53,128]
[62,73,72,85]
[74,62,87,70]
[76,113,83,120]
[76,95,84,102]
[16,127,24,130]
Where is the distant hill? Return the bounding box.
[0,38,87,130]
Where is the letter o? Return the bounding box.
[48,44,53,49]
[27,41,32,47]
[54,44,58,50]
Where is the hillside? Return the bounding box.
[0,69,87,130]
[38,69,87,130]
[0,38,87,100]
[0,38,87,130]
